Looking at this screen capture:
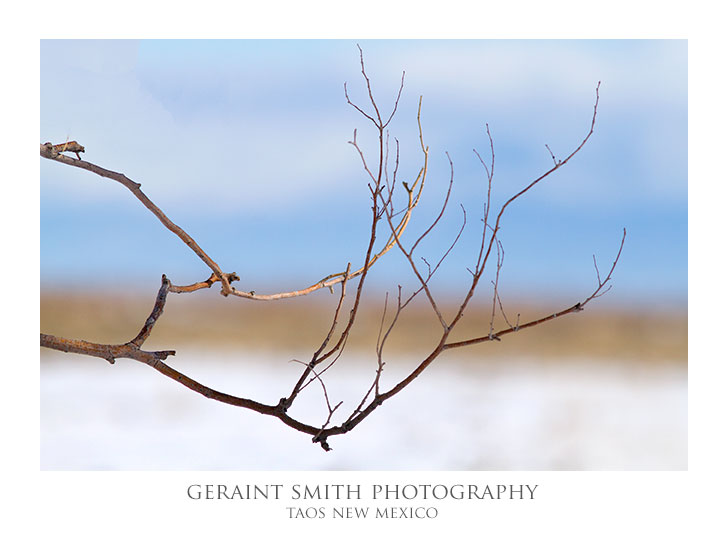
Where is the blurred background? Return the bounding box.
[40,39,686,470]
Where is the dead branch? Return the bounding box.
[40,275,175,363]
[39,144,236,296]
[443,229,627,351]
[41,50,623,452]
[447,82,602,335]
[281,263,351,411]
[39,131,423,302]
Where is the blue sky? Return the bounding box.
[40,40,686,306]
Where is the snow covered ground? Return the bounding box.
[40,348,686,470]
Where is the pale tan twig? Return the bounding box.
[488,238,505,340]
[168,272,240,293]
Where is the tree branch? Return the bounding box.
[41,53,621,453]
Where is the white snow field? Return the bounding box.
[40,348,686,470]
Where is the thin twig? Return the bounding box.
[488,238,505,340]
[129,275,172,347]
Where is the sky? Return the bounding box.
[40,40,687,307]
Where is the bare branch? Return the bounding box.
[581,227,627,305]
[40,333,175,365]
[410,152,455,255]
[494,283,520,332]
[427,204,467,281]
[356,43,383,126]
[344,82,378,126]
[444,228,626,351]
[499,82,600,214]
[168,272,240,294]
[448,82,602,332]
[40,140,417,302]
[488,238,505,340]
[593,254,603,286]
[376,291,390,353]
[472,123,495,274]
[282,264,351,410]
[40,144,235,296]
[128,275,171,347]
[290,359,342,428]
[545,143,560,166]
[383,71,406,128]
[379,150,454,331]
[41,53,619,454]
[41,274,175,363]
